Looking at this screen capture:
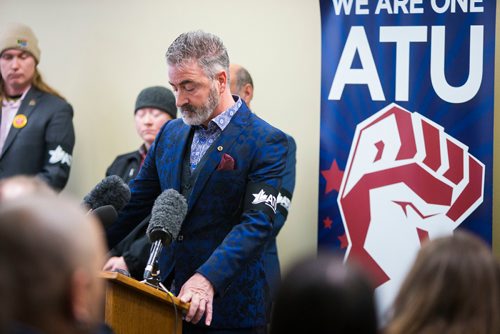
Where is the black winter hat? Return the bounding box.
[134,86,177,119]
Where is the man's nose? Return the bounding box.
[11,57,20,68]
[143,114,153,124]
[176,91,187,107]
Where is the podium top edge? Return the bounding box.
[100,271,190,312]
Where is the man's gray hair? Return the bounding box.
[166,30,230,80]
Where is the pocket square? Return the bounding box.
[217,153,235,171]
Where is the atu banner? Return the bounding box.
[318,0,496,313]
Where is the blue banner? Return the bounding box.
[319,0,496,312]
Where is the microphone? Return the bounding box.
[143,189,187,281]
[90,205,118,228]
[83,175,131,211]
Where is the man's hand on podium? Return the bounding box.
[178,273,214,326]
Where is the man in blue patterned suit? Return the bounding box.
[106,31,289,334]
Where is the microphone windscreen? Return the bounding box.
[83,175,131,211]
[91,205,118,228]
[147,189,187,244]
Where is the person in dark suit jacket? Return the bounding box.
[0,23,75,191]
[103,86,177,278]
[106,31,289,334]
[229,63,297,307]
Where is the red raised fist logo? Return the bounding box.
[338,104,484,307]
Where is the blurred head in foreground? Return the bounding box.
[0,175,55,201]
[270,252,378,334]
[0,195,106,334]
[385,230,500,334]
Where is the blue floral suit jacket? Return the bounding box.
[106,101,288,329]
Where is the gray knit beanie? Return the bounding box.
[135,86,177,119]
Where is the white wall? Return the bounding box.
[0,0,321,272]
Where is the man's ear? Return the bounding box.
[242,83,254,105]
[69,269,91,324]
[217,70,228,93]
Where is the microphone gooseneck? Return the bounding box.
[143,189,187,281]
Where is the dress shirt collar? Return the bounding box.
[193,95,242,132]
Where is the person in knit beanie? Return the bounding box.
[134,85,177,121]
[102,86,177,279]
[0,23,75,191]
[0,22,63,99]
[0,23,41,63]
[105,86,177,184]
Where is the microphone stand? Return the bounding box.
[142,259,168,291]
[141,247,180,334]
[141,243,174,297]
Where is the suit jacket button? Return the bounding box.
[177,235,184,241]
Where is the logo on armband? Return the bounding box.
[277,192,291,211]
[252,189,278,214]
[48,145,72,166]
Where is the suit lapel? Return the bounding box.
[1,87,40,158]
[187,105,251,209]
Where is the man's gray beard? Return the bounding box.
[181,85,219,126]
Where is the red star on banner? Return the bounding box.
[338,233,348,249]
[323,216,333,229]
[321,159,344,194]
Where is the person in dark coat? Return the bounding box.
[105,86,177,184]
[102,86,176,277]
[0,23,75,191]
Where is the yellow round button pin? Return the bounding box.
[12,114,28,129]
[217,146,223,152]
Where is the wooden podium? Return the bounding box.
[101,272,190,334]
